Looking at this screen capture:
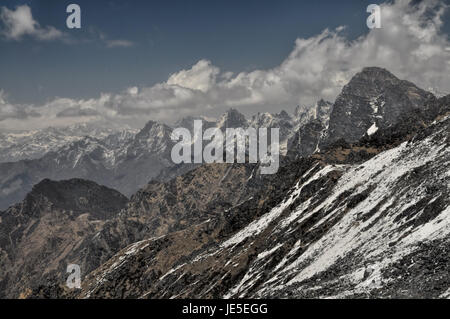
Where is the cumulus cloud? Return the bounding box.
[1,0,449,131]
[0,5,63,41]
[167,60,220,93]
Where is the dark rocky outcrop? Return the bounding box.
[324,67,434,146]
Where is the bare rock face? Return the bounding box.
[125,163,261,237]
[76,162,261,269]
[287,99,332,157]
[324,67,434,146]
[0,179,128,298]
[287,120,326,158]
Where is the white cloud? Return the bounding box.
[0,5,134,47]
[105,39,134,48]
[1,0,449,131]
[90,28,135,48]
[127,87,139,95]
[167,60,220,93]
[0,5,63,41]
[0,90,41,121]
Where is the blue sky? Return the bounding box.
[0,0,402,104]
[0,0,449,131]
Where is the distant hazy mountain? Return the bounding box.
[0,123,136,163]
[0,104,328,210]
[0,122,172,210]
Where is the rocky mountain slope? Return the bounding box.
[0,179,128,298]
[288,67,438,160]
[0,161,265,298]
[77,97,450,299]
[324,67,434,146]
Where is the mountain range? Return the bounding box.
[0,96,332,211]
[0,67,449,299]
[0,123,135,163]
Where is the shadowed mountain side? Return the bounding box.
[0,179,128,298]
